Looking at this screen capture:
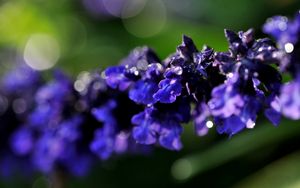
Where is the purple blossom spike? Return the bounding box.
[3,11,300,178]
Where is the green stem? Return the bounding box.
[50,169,66,188]
[171,119,300,181]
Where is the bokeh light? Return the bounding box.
[122,0,166,38]
[24,34,60,71]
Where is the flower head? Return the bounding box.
[210,29,282,135]
[132,98,190,150]
[264,12,300,120]
[154,35,221,103]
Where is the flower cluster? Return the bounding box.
[0,11,299,178]
[263,11,300,120]
[0,62,42,176]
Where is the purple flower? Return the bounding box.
[153,78,182,103]
[264,95,281,126]
[208,75,262,135]
[129,63,164,105]
[263,14,300,48]
[35,71,73,104]
[263,12,300,72]
[154,36,220,103]
[208,74,244,118]
[212,29,282,130]
[92,99,117,123]
[193,102,211,136]
[10,127,34,156]
[239,96,261,129]
[129,79,159,104]
[120,46,160,67]
[90,128,115,159]
[105,66,132,91]
[132,99,190,150]
[280,75,300,119]
[64,155,92,177]
[131,108,157,145]
[132,107,183,150]
[32,116,83,174]
[83,71,146,159]
[104,47,161,95]
[1,63,41,95]
[28,71,75,129]
[215,116,245,136]
[90,100,117,159]
[264,13,300,120]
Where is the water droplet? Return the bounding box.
[284,43,294,53]
[74,80,85,92]
[206,120,214,128]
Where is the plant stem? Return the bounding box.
[50,169,66,188]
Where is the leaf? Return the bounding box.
[171,119,300,181]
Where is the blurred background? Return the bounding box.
[1,0,300,187]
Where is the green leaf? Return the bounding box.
[235,151,300,188]
[171,119,300,181]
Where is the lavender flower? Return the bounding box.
[263,13,300,49]
[0,63,42,177]
[132,98,190,150]
[3,11,300,179]
[264,12,300,120]
[153,36,220,103]
[104,47,161,92]
[32,116,88,175]
[75,71,146,160]
[129,63,164,105]
[192,102,210,136]
[28,70,75,129]
[13,70,94,176]
[1,63,42,95]
[279,76,300,119]
[210,29,282,135]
